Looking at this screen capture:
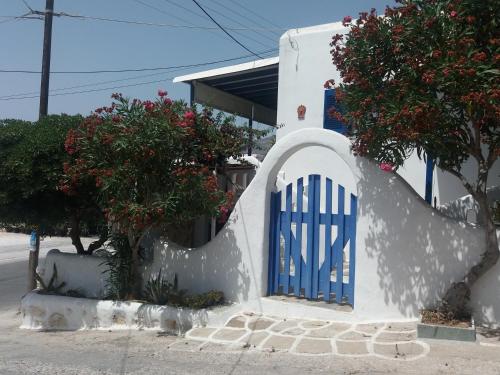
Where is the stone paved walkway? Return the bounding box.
[184,312,430,360]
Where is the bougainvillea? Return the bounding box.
[61,91,247,297]
[331,0,499,314]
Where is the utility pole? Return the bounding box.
[39,0,54,118]
[28,0,54,291]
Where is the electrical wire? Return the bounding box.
[0,47,277,74]
[0,48,278,99]
[203,0,279,43]
[153,0,274,50]
[190,0,262,58]
[0,78,172,101]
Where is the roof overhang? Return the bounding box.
[174,57,279,126]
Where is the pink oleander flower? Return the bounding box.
[379,162,394,172]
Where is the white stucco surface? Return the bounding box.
[20,291,239,333]
[39,129,499,326]
[274,22,499,205]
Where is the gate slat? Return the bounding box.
[311,175,321,299]
[273,191,282,294]
[294,177,304,296]
[334,185,345,303]
[348,193,357,306]
[283,183,293,294]
[267,192,276,295]
[305,175,315,299]
[322,178,333,302]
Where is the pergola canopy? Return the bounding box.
[173,57,279,126]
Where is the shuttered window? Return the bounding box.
[323,89,347,135]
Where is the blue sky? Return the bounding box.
[0,0,391,120]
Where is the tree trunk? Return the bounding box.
[69,214,85,254]
[86,225,109,255]
[443,190,499,316]
[128,232,143,300]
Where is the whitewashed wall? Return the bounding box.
[41,129,499,326]
[275,22,500,206]
[144,129,498,325]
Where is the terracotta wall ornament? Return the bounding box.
[297,105,306,120]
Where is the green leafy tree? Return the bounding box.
[0,115,107,254]
[330,0,499,314]
[62,91,246,298]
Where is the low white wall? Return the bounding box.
[39,249,109,299]
[41,129,499,326]
[20,291,237,332]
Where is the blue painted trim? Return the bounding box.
[283,183,293,294]
[311,175,321,299]
[322,178,333,302]
[294,177,304,296]
[273,191,282,294]
[335,185,345,303]
[267,192,276,295]
[305,175,315,299]
[425,155,434,204]
[348,193,357,306]
[268,174,357,307]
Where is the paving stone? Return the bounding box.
[261,335,296,351]
[226,316,246,328]
[188,327,217,339]
[355,323,382,335]
[281,327,306,336]
[240,331,269,347]
[212,328,247,341]
[247,318,275,331]
[385,322,417,332]
[270,320,301,333]
[375,331,416,342]
[295,338,332,354]
[199,342,237,352]
[336,340,369,355]
[302,320,328,329]
[168,340,202,351]
[306,323,351,338]
[337,331,371,341]
[373,342,425,359]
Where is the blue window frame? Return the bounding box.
[323,89,347,135]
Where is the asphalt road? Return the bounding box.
[1,232,500,374]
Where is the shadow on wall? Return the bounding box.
[355,157,485,318]
[142,210,252,303]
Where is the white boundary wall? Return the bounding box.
[40,129,499,326]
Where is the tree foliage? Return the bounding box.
[62,91,248,297]
[331,0,499,314]
[0,115,106,254]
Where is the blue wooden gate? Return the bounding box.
[268,174,357,306]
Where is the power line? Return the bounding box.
[0,47,277,74]
[190,0,262,58]
[155,0,274,50]
[229,0,284,32]
[211,0,282,38]
[204,0,279,43]
[0,48,278,99]
[159,0,275,49]
[56,13,285,32]
[0,78,172,101]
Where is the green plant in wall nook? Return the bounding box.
[35,264,66,295]
[63,91,248,298]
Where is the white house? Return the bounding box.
[31,22,500,329]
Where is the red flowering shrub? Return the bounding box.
[62,92,247,297]
[331,0,499,315]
